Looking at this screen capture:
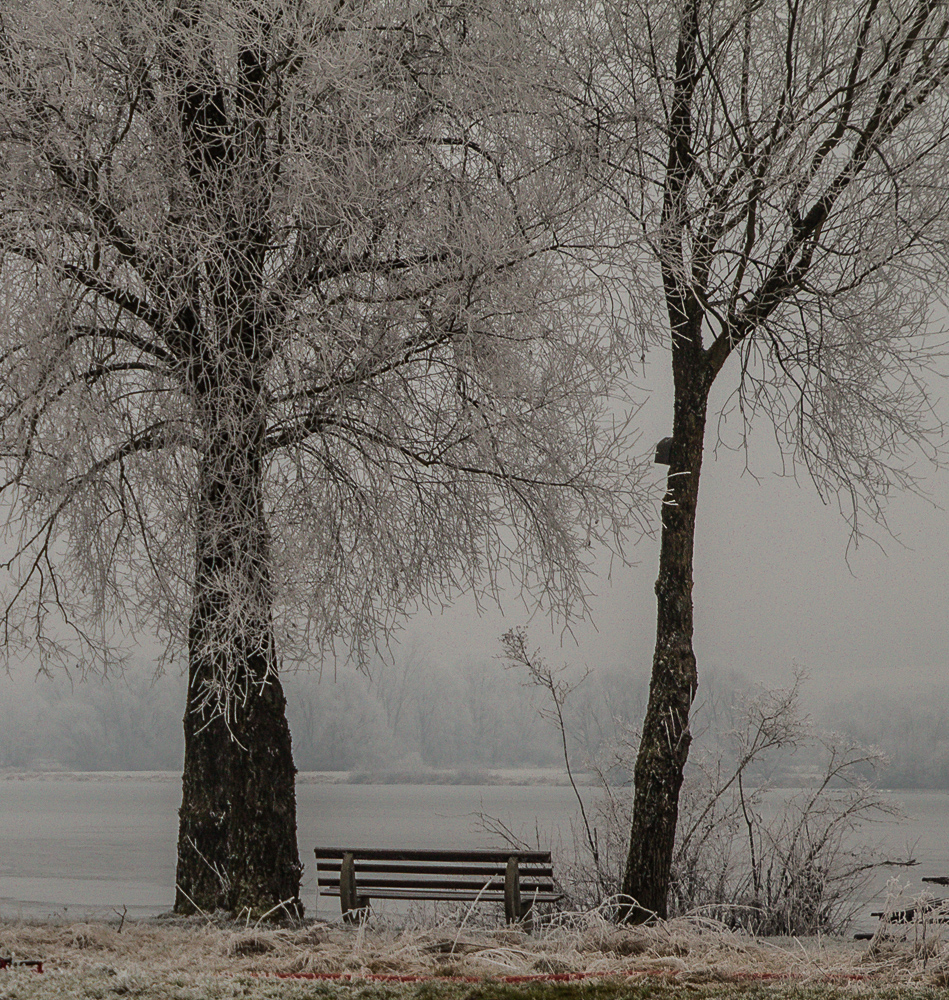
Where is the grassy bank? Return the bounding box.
[3,970,949,1000]
[2,912,948,999]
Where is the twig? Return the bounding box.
[174,883,213,926]
[253,897,299,928]
[500,627,601,875]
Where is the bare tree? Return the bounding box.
[550,0,949,918]
[0,0,636,916]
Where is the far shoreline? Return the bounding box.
[0,767,597,786]
[4,768,947,791]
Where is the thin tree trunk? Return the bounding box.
[621,348,710,921]
[175,382,303,918]
[619,0,710,921]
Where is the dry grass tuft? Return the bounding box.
[3,902,949,996]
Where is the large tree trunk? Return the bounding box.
[175,631,303,917]
[172,37,301,910]
[175,378,303,918]
[621,345,711,921]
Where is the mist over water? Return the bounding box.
[4,661,949,790]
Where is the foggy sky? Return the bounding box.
[0,360,945,709]
[408,357,949,703]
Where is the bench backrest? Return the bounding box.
[313,847,556,897]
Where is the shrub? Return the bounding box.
[516,649,910,934]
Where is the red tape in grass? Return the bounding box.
[264,969,870,985]
[0,958,43,973]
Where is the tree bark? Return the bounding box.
[175,635,303,917]
[174,378,303,918]
[621,337,711,921]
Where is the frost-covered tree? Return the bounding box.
[552,0,949,918]
[0,0,634,915]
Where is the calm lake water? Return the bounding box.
[0,773,945,936]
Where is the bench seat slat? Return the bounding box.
[315,861,553,878]
[318,886,563,902]
[313,847,551,864]
[317,877,556,892]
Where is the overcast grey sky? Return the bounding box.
[407,357,949,701]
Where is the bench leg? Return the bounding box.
[504,856,522,925]
[340,852,370,923]
[505,857,538,930]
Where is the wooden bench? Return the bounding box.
[869,898,949,923]
[313,847,561,924]
[871,876,949,923]
[855,876,949,938]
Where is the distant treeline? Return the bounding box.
[817,687,949,790]
[0,648,648,774]
[1,653,946,788]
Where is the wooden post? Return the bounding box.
[340,852,357,922]
[504,856,521,924]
